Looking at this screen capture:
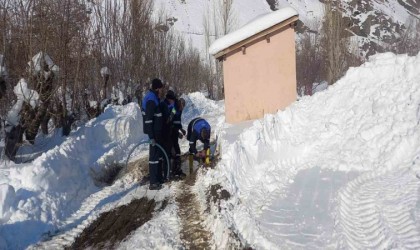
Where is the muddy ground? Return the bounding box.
[68,155,242,249]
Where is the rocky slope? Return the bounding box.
[275,0,419,55]
[155,0,419,57]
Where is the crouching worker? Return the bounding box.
[187,117,211,162]
[142,78,164,190]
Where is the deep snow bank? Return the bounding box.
[0,92,224,249]
[203,53,420,248]
[0,103,146,249]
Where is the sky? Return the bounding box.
[1,52,420,249]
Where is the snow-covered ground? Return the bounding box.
[1,52,420,249]
[199,52,420,249]
[0,92,224,249]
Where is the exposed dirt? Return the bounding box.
[70,197,161,249]
[121,156,149,181]
[205,183,253,250]
[65,150,234,249]
[69,157,154,249]
[206,184,231,213]
[176,169,213,249]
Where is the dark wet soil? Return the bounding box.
[67,150,235,250]
[206,184,231,213]
[205,182,252,249]
[176,169,213,249]
[70,158,155,249]
[70,197,162,249]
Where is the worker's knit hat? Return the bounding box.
[151,78,163,90]
[166,90,176,100]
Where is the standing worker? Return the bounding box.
[160,89,176,181]
[171,97,186,177]
[142,78,164,190]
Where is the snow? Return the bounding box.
[116,196,182,250]
[153,0,271,55]
[2,51,420,249]
[151,0,415,59]
[0,103,146,249]
[100,66,111,78]
[28,52,59,75]
[209,7,298,56]
[111,82,132,105]
[198,52,420,248]
[370,0,411,24]
[0,92,225,249]
[0,185,15,224]
[0,54,6,77]
[89,100,98,108]
[312,81,328,94]
[6,79,40,126]
[276,0,323,30]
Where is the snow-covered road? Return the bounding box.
[337,167,420,249]
[258,167,358,248]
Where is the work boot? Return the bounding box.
[174,156,182,166]
[161,159,170,181]
[175,171,186,179]
[170,157,181,177]
[139,174,150,185]
[173,164,186,178]
[149,183,162,190]
[161,177,170,183]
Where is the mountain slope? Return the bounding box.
[152,0,271,54]
[155,0,419,56]
[276,0,419,55]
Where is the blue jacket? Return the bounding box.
[141,90,163,139]
[187,117,211,154]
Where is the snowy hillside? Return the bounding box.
[156,0,418,56]
[274,0,418,55]
[152,0,272,54]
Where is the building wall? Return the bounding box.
[223,25,297,123]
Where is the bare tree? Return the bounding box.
[1,0,216,160]
[296,3,363,95]
[296,32,323,95]
[203,0,237,100]
[320,0,350,85]
[391,17,420,56]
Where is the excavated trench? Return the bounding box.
[70,197,163,249]
[176,167,212,249]
[70,158,160,249]
[67,153,240,249]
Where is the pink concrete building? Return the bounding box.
[209,7,299,124]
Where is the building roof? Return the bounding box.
[209,7,298,56]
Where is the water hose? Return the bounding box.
[125,140,170,179]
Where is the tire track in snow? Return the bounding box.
[244,157,305,215]
[256,167,358,249]
[336,168,420,249]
